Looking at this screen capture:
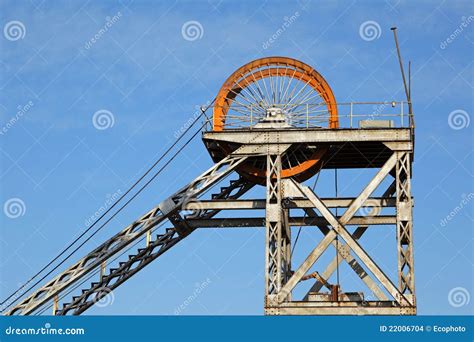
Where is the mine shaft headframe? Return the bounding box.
[209,56,339,182]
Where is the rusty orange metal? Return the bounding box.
[213,57,339,180]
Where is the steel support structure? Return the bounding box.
[6,154,254,315]
[395,152,416,306]
[5,127,416,316]
[259,149,416,315]
[264,155,291,311]
[201,128,416,315]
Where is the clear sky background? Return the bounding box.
[0,0,472,315]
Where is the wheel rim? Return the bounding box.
[212,57,338,181]
[214,56,338,130]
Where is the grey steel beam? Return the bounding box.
[276,154,401,302]
[395,152,416,305]
[268,304,416,315]
[265,154,287,297]
[56,177,254,315]
[304,182,397,299]
[272,230,336,306]
[383,141,413,151]
[339,153,397,223]
[289,158,411,306]
[203,128,412,145]
[187,216,397,228]
[302,210,388,301]
[6,154,250,315]
[182,197,397,210]
[275,301,399,307]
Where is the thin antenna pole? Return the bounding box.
[390,27,411,110]
[408,61,411,101]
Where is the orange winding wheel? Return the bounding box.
[212,57,339,182]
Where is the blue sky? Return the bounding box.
[0,0,472,315]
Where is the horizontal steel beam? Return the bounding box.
[183,197,397,210]
[266,303,416,315]
[271,300,398,308]
[188,216,396,228]
[203,128,412,145]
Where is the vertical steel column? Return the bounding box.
[264,154,291,311]
[282,207,291,302]
[265,155,282,298]
[395,152,416,306]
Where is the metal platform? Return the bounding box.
[203,127,413,169]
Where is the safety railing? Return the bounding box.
[202,101,414,131]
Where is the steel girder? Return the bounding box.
[301,181,397,302]
[396,152,416,304]
[264,154,291,300]
[203,128,413,145]
[182,197,398,210]
[6,154,252,315]
[185,216,397,228]
[262,151,416,315]
[56,176,253,315]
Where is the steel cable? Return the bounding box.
[1,100,214,311]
